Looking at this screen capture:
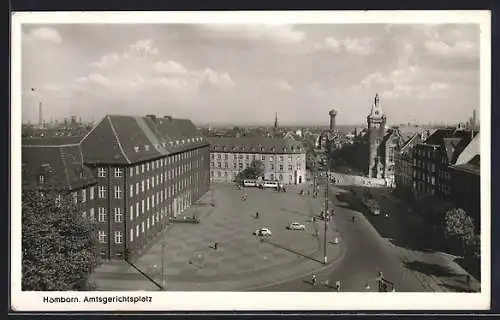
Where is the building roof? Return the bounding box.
[207,137,305,154]
[80,115,208,165]
[421,128,477,164]
[22,136,84,146]
[450,161,480,176]
[22,144,96,191]
[455,132,480,165]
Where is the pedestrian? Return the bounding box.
[312,274,317,286]
[352,216,356,223]
[214,242,218,250]
[255,211,259,219]
[335,280,341,292]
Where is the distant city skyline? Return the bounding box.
[21,20,480,126]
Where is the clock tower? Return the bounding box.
[367,93,386,178]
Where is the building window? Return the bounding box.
[89,208,95,222]
[39,175,45,184]
[141,164,145,173]
[142,200,145,214]
[114,231,122,244]
[98,207,106,222]
[98,231,107,243]
[147,217,150,229]
[114,186,122,199]
[136,182,139,195]
[288,164,293,171]
[279,156,284,161]
[136,202,139,217]
[239,163,243,170]
[130,185,133,197]
[130,205,134,221]
[136,225,139,237]
[130,229,134,242]
[115,168,122,177]
[82,189,86,203]
[142,222,145,233]
[262,155,266,161]
[270,174,274,181]
[98,168,106,178]
[217,171,222,177]
[114,208,122,222]
[130,167,133,177]
[279,174,283,181]
[270,164,274,170]
[142,181,145,192]
[98,186,106,199]
[90,186,94,200]
[72,192,78,204]
[147,162,150,171]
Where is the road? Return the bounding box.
[257,181,424,292]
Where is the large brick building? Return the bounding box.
[22,114,210,260]
[207,137,306,184]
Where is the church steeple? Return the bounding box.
[273,112,279,132]
[368,93,384,118]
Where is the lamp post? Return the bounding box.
[323,164,329,264]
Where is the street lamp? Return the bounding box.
[323,164,329,265]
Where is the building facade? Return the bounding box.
[22,114,210,260]
[449,156,480,225]
[412,128,477,199]
[208,137,306,184]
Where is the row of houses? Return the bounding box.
[22,114,211,260]
[394,127,480,223]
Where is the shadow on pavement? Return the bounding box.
[439,282,475,293]
[334,185,448,255]
[263,239,324,264]
[404,260,457,277]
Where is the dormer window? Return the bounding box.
[145,145,150,151]
[134,146,139,153]
[182,140,185,144]
[261,147,264,152]
[39,174,45,184]
[176,140,179,145]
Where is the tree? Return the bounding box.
[235,160,265,182]
[444,208,476,251]
[22,189,98,291]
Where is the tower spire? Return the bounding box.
[273,112,279,132]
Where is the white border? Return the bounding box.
[11,10,491,312]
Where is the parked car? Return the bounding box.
[287,222,306,230]
[253,228,272,236]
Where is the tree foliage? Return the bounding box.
[236,160,265,182]
[416,194,453,230]
[22,189,98,291]
[444,208,476,250]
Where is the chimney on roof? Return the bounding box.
[163,115,173,121]
[146,114,157,121]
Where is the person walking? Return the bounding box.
[255,211,259,219]
[335,280,341,292]
[312,274,317,286]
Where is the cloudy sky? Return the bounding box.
[21,23,480,126]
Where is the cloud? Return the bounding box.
[74,39,236,99]
[424,40,477,58]
[429,82,450,91]
[152,60,188,75]
[310,36,374,55]
[263,79,293,92]
[24,27,62,44]
[199,24,305,45]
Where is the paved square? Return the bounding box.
[91,183,343,290]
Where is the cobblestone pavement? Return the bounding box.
[91,183,344,291]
